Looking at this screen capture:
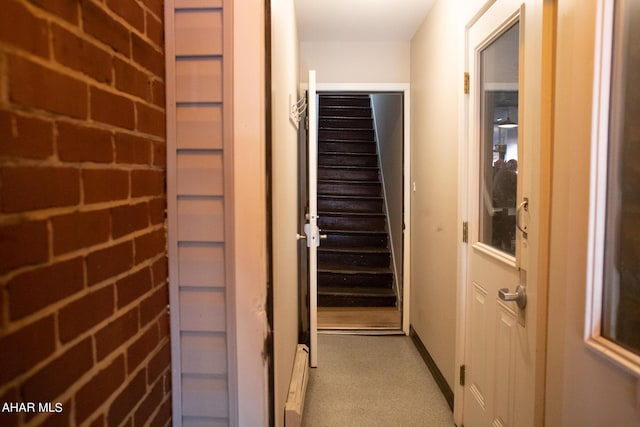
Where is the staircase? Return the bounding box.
[317,94,396,308]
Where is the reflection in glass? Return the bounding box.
[479,23,520,255]
[602,0,640,355]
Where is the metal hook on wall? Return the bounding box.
[289,93,307,129]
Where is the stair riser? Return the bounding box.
[320,107,371,117]
[319,197,383,213]
[319,216,386,231]
[318,271,393,288]
[319,142,376,154]
[318,182,381,197]
[319,155,378,167]
[322,233,388,248]
[318,168,379,181]
[319,252,390,268]
[319,97,370,107]
[318,294,396,307]
[319,129,375,141]
[320,118,374,129]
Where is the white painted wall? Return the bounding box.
[370,93,404,301]
[546,0,640,425]
[300,42,410,83]
[409,0,462,389]
[270,1,301,426]
[233,0,270,425]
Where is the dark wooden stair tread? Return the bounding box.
[318,286,396,297]
[318,265,392,274]
[318,246,390,254]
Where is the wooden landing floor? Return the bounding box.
[318,307,402,330]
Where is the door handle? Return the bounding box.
[498,284,527,309]
[516,197,528,239]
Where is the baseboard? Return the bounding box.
[409,325,454,411]
[285,344,310,427]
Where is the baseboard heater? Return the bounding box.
[285,344,310,427]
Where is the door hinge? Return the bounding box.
[464,72,470,94]
[462,221,468,243]
[460,364,466,386]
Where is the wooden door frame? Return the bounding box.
[308,82,412,335]
[454,0,555,425]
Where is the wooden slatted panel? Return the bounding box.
[168,2,233,425]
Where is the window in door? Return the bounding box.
[587,0,640,376]
[478,22,520,255]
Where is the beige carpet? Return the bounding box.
[301,334,455,427]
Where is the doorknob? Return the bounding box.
[498,284,527,309]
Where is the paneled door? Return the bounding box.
[462,1,547,425]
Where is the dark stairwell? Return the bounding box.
[317,94,397,308]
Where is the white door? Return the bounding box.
[462,1,548,425]
[306,70,319,367]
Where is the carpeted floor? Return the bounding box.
[301,334,455,427]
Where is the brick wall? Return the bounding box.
[0,1,170,426]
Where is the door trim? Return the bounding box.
[313,82,411,335]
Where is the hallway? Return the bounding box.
[301,334,454,426]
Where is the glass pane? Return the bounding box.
[602,0,640,355]
[479,23,519,255]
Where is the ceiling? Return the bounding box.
[294,0,437,42]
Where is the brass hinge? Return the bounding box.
[460,364,466,386]
[462,221,468,243]
[464,72,470,94]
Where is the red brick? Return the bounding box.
[87,414,105,427]
[9,55,88,119]
[82,169,129,204]
[150,397,171,427]
[106,0,144,33]
[0,166,80,212]
[134,228,165,264]
[82,0,131,56]
[112,202,149,238]
[22,338,93,402]
[115,132,151,164]
[131,169,164,197]
[51,209,111,255]
[157,310,170,340]
[38,407,71,427]
[131,33,164,77]
[0,316,55,384]
[136,102,165,137]
[58,285,114,342]
[95,307,139,360]
[114,58,151,101]
[7,257,84,320]
[0,0,49,58]
[52,24,113,84]
[75,355,125,424]
[0,111,54,159]
[127,324,158,373]
[146,12,164,47]
[147,340,170,385]
[0,220,48,273]
[29,0,79,25]
[151,256,168,287]
[0,388,19,427]
[141,0,163,19]
[134,374,163,425]
[86,240,134,285]
[140,286,168,325]
[152,140,166,167]
[107,369,146,426]
[57,121,114,162]
[91,87,135,130]
[151,79,165,108]
[116,267,152,308]
[148,197,166,225]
